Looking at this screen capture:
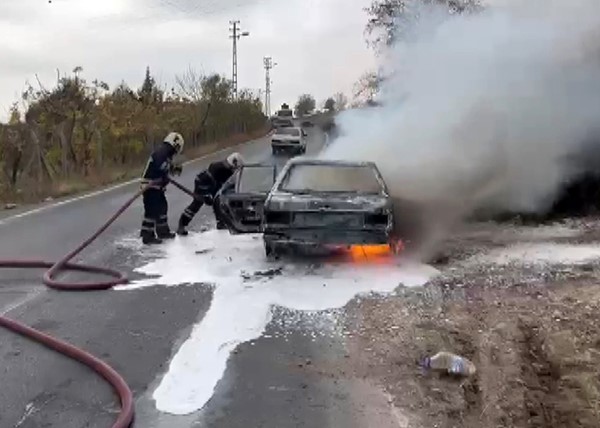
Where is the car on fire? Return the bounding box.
[262,159,395,257]
[216,163,278,233]
[271,126,307,155]
[216,158,396,257]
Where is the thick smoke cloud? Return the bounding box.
[321,0,600,258]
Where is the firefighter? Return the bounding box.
[176,152,245,236]
[140,132,184,245]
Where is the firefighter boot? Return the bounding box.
[156,215,176,240]
[156,225,176,240]
[141,217,163,245]
[141,231,163,245]
[176,217,189,236]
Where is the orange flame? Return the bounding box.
[347,243,404,263]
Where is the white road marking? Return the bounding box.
[0,288,44,317]
[117,230,438,415]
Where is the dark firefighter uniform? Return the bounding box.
[140,133,184,244]
[177,160,235,235]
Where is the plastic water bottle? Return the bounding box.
[422,352,476,377]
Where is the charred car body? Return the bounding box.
[263,159,394,256]
[216,163,278,233]
[217,158,396,257]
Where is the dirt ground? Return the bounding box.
[314,218,600,427]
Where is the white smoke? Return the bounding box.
[321,0,600,256]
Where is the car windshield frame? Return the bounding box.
[277,163,384,195]
[236,165,277,193]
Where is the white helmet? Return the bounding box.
[226,152,245,169]
[164,132,184,153]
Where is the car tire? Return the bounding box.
[264,238,280,259]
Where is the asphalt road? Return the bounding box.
[0,126,368,428]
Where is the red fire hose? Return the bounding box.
[0,178,199,428]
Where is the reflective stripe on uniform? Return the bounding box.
[142,218,155,230]
[156,214,168,225]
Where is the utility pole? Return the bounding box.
[229,20,249,99]
[263,57,276,117]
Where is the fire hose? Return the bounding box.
[0,178,199,428]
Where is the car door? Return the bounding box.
[217,164,278,234]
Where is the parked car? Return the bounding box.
[261,159,395,256]
[271,117,294,128]
[215,163,278,234]
[271,127,307,155]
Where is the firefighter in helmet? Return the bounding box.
[177,152,245,236]
[140,132,184,244]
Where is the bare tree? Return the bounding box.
[175,66,205,103]
[365,0,483,48]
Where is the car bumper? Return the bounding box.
[263,228,392,246]
[272,145,304,153]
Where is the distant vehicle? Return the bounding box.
[261,159,395,257]
[272,104,294,128]
[216,163,278,234]
[273,118,294,128]
[271,126,307,155]
[301,120,314,128]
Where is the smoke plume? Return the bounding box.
[321,0,600,258]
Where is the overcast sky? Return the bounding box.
[0,0,376,119]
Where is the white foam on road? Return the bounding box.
[478,242,600,266]
[118,230,438,415]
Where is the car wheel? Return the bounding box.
[264,238,280,259]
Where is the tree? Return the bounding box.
[353,71,383,105]
[365,0,482,48]
[138,66,163,105]
[0,66,267,203]
[333,92,348,111]
[324,98,336,112]
[294,94,316,117]
[175,66,205,103]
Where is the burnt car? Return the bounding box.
[261,158,395,256]
[216,163,277,234]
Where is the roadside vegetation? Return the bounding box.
[0,66,267,205]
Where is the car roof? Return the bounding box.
[282,157,377,168]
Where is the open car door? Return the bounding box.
[216,163,277,234]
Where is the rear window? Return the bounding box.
[279,164,383,194]
[277,109,293,117]
[276,128,300,136]
[238,166,276,193]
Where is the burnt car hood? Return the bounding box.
[266,193,390,212]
